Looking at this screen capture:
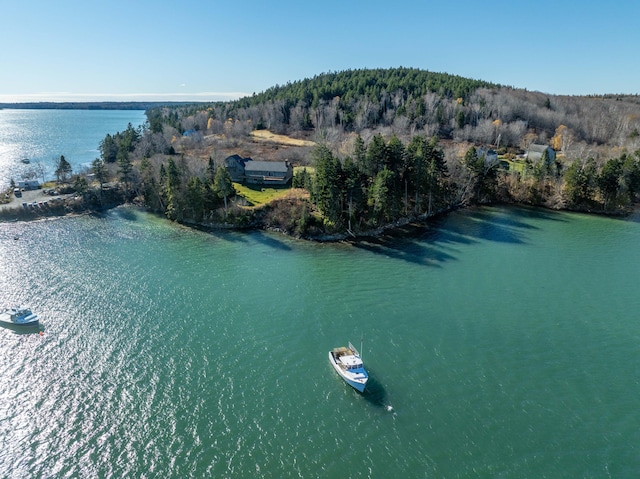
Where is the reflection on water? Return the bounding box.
[1,206,640,478]
[0,109,146,188]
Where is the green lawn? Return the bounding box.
[233,183,292,206]
[233,167,313,206]
[499,158,527,174]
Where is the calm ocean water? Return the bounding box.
[0,109,147,189]
[1,204,640,478]
[1,110,640,477]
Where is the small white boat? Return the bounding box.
[0,307,39,326]
[329,341,369,392]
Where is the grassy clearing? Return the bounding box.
[233,183,294,206]
[250,130,316,147]
[500,158,527,174]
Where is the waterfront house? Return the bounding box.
[224,154,249,182]
[223,155,293,185]
[244,160,293,185]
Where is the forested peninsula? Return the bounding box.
[10,68,640,238]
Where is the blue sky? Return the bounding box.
[1,0,638,102]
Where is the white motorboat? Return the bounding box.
[0,307,39,326]
[329,341,369,392]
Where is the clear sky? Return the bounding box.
[1,0,638,102]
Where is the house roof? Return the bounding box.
[224,154,250,164]
[244,160,290,173]
[526,144,555,162]
[527,144,551,153]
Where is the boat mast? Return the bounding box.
[360,334,364,360]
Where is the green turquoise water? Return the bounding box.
[1,205,639,478]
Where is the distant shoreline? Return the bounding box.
[0,101,210,111]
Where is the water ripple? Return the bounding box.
[1,207,640,477]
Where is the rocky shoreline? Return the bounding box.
[1,185,636,244]
[0,186,130,222]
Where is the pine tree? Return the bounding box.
[55,155,72,183]
[214,166,234,217]
[312,145,342,225]
[117,149,133,195]
[368,168,395,223]
[423,137,448,215]
[365,134,386,178]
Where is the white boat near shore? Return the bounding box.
[329,341,369,392]
[0,307,39,327]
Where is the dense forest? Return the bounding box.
[82,68,640,237]
[144,67,640,152]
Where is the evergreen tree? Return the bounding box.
[165,158,182,220]
[92,158,107,190]
[91,158,108,205]
[342,156,366,231]
[368,168,395,223]
[117,149,133,195]
[621,153,640,200]
[423,137,448,215]
[73,175,89,196]
[186,176,206,220]
[206,157,216,182]
[406,136,428,213]
[463,146,496,203]
[100,134,118,163]
[147,109,164,133]
[385,135,405,174]
[312,145,342,225]
[166,158,181,191]
[122,123,140,152]
[139,157,162,211]
[364,134,386,178]
[597,158,623,209]
[564,159,597,206]
[292,168,312,190]
[55,155,72,183]
[200,157,219,214]
[387,135,406,214]
[214,166,234,217]
[353,135,367,173]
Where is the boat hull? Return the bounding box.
[328,351,368,393]
[0,317,39,327]
[0,308,39,327]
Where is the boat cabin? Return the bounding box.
[339,355,363,370]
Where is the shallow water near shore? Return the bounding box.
[0,109,146,189]
[1,205,639,477]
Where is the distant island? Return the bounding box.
[2,67,640,239]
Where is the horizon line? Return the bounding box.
[0,92,249,103]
